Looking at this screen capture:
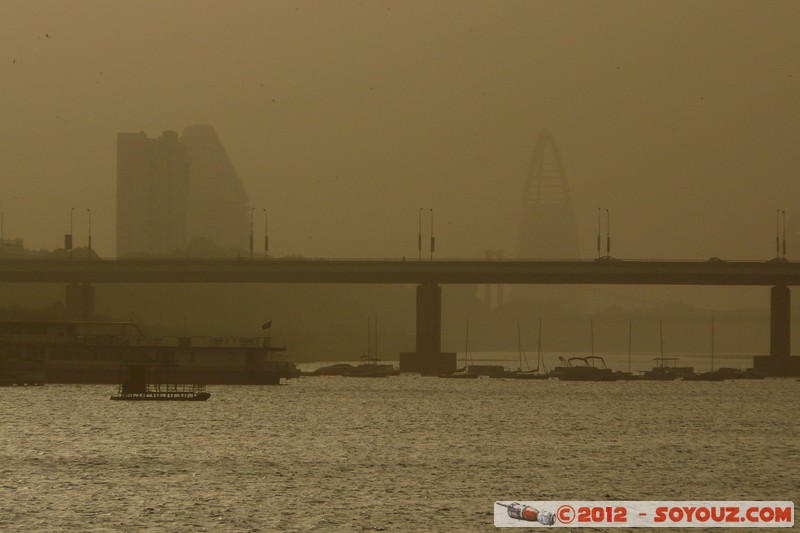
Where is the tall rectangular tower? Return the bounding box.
[180,125,249,251]
[116,131,190,256]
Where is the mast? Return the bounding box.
[628,319,632,374]
[711,318,715,372]
[464,319,470,370]
[538,318,544,372]
[597,207,601,258]
[366,317,371,360]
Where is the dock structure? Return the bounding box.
[110,362,210,401]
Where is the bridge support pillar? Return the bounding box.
[65,283,95,321]
[399,283,456,375]
[754,285,800,376]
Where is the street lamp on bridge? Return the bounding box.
[418,207,422,261]
[249,207,254,259]
[86,208,92,252]
[264,207,269,259]
[782,210,787,258]
[776,209,788,259]
[597,207,601,259]
[430,208,435,261]
[65,207,74,252]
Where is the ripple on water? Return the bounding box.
[0,379,797,531]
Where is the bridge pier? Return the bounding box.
[399,283,456,375]
[754,285,800,376]
[65,283,95,321]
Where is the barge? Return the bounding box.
[0,320,296,385]
[110,363,210,401]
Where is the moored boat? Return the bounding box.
[0,320,294,385]
[504,319,550,380]
[552,356,618,381]
[110,363,210,401]
[641,358,694,380]
[342,317,400,377]
[439,319,479,378]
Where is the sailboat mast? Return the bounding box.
[538,318,544,372]
[465,319,470,368]
[367,317,371,359]
[517,319,522,371]
[711,318,715,372]
[628,319,632,374]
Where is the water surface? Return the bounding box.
[1,377,797,531]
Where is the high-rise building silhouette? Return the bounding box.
[116,125,249,257]
[516,130,580,260]
[512,130,582,314]
[180,125,249,251]
[116,130,190,256]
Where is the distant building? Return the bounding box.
[116,130,190,256]
[116,126,249,257]
[180,125,249,252]
[512,130,583,314]
[516,130,580,260]
[0,238,27,258]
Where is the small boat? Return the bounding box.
[552,321,617,381]
[552,356,618,381]
[440,319,479,378]
[684,370,726,382]
[685,319,725,381]
[685,367,765,381]
[111,383,211,401]
[110,363,210,401]
[344,359,400,377]
[467,364,508,377]
[508,319,549,380]
[641,358,694,380]
[305,363,355,376]
[343,317,400,377]
[640,322,693,380]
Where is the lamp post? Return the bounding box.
[430,208,435,261]
[418,207,422,261]
[249,207,254,259]
[597,207,601,259]
[66,207,74,252]
[782,210,787,258]
[606,208,611,256]
[86,208,92,251]
[264,207,269,259]
[776,209,780,258]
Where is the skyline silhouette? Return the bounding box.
[2,2,800,263]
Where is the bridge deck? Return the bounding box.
[1,258,799,285]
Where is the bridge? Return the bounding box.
[1,258,798,375]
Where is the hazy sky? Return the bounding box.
[2,1,799,260]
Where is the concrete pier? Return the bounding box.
[399,283,456,374]
[753,285,800,376]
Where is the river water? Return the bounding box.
[1,371,797,531]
